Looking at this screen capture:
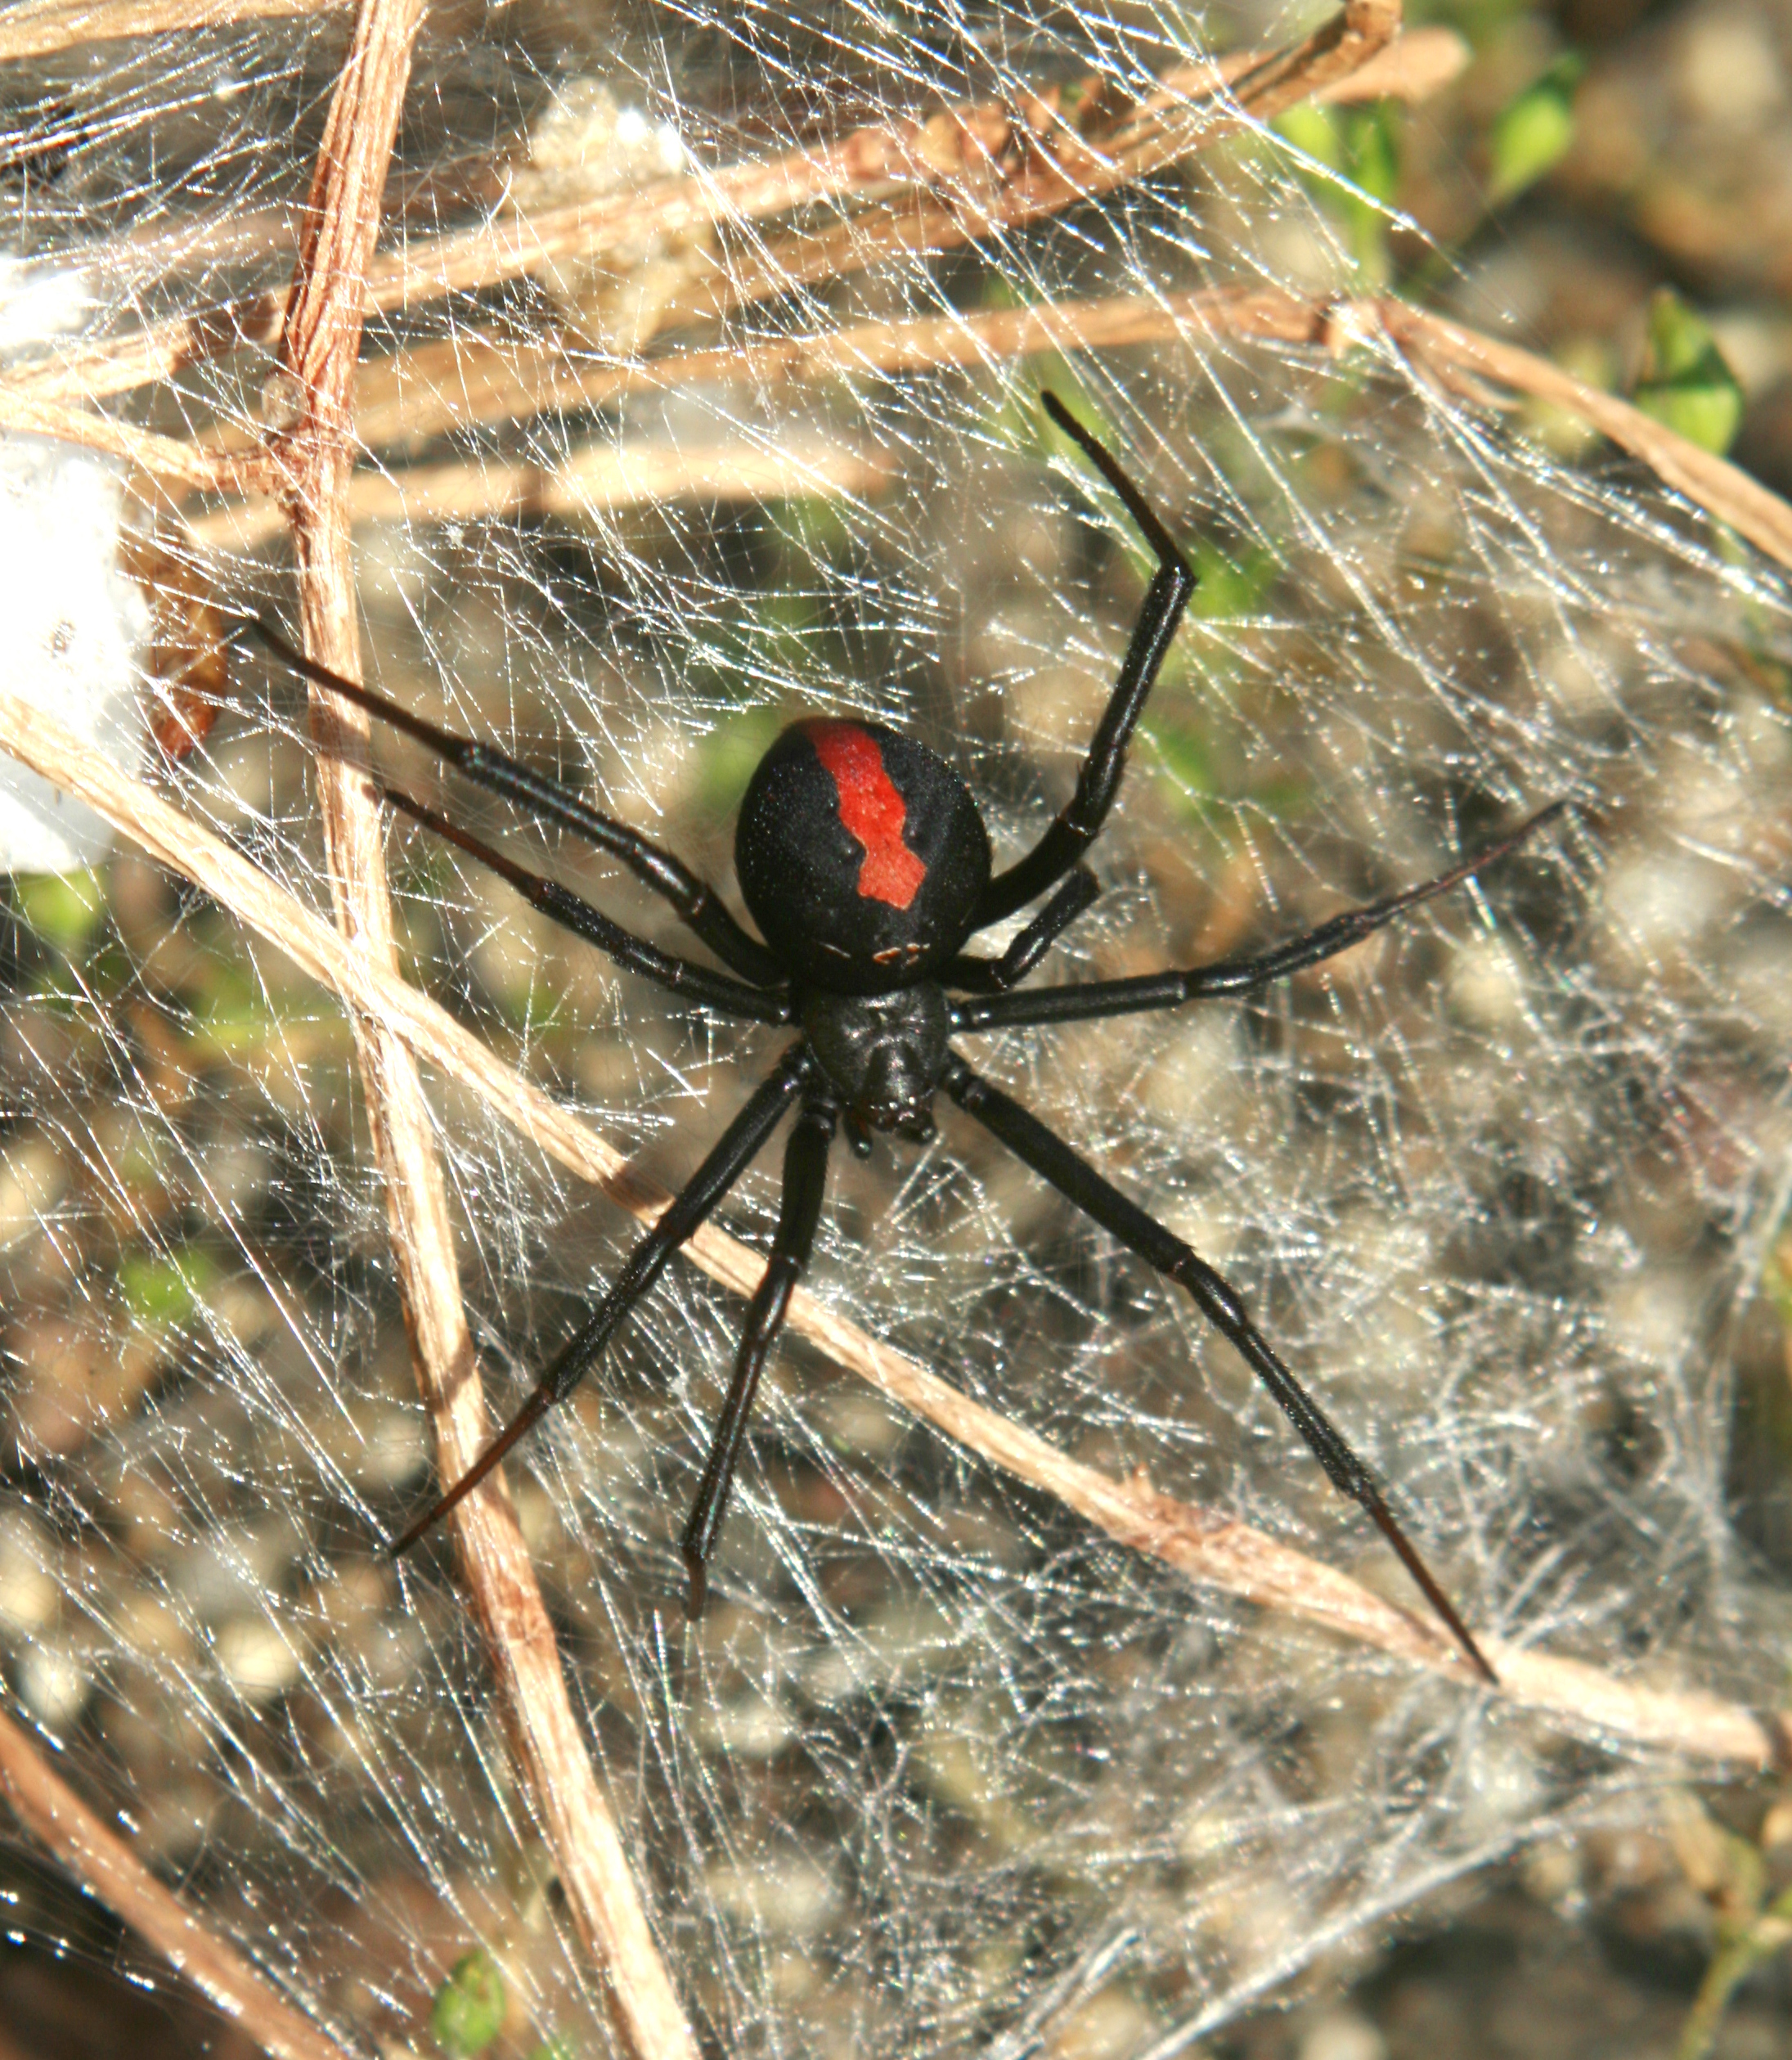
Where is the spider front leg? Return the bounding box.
[940,1055,1497,1684]
[948,866,1099,992]
[377,778,790,1022]
[954,801,1567,1032]
[973,394,1197,928]
[239,616,782,983]
[390,1045,812,1554]
[681,1090,837,1617]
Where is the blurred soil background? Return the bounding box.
[1211,0,1792,2051]
[2,0,1792,2054]
[1210,0,1792,2050]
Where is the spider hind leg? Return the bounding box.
[941,1054,1498,1685]
[681,1091,837,1617]
[388,1046,811,1555]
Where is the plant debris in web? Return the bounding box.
[0,2,1788,2057]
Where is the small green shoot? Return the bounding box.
[1276,100,1404,285]
[13,867,107,960]
[1487,54,1584,206]
[1664,1790,1792,2060]
[1632,290,1745,457]
[121,1247,217,1329]
[432,1947,506,2058]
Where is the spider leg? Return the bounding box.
[955,802,1565,1032]
[379,778,791,1023]
[973,394,1197,929]
[940,1054,1498,1684]
[237,616,782,984]
[389,1044,812,1554]
[680,1087,837,1617]
[947,866,1099,993]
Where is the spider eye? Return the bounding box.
[735,719,989,993]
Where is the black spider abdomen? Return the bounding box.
[735,718,990,992]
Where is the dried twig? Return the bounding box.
[330,284,1792,582]
[1323,23,1466,101]
[0,0,347,62]
[0,1704,356,2060]
[0,386,273,497]
[270,5,698,2058]
[1365,299,1792,569]
[1164,286,1792,573]
[20,281,1782,587]
[345,288,1243,452]
[0,688,1781,1774]
[191,434,900,550]
[7,5,1452,412]
[10,295,289,408]
[656,0,1401,332]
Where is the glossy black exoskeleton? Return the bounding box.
[736,718,990,996]
[243,394,1565,1673]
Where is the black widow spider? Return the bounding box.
[244,393,1563,1684]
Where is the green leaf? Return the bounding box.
[12,867,106,959]
[121,1247,217,1329]
[432,1948,506,2058]
[1188,538,1279,622]
[1345,103,1401,208]
[1274,101,1400,283]
[1632,290,1745,456]
[1273,101,1344,173]
[1488,55,1583,205]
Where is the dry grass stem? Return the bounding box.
[191,434,900,550]
[292,285,1792,591]
[339,287,1304,456]
[389,0,1395,324]
[1366,299,1792,569]
[12,295,289,409]
[344,289,1255,452]
[648,0,1401,332]
[270,4,698,2058]
[0,386,275,497]
[0,1704,357,2060]
[1321,22,1466,100]
[1182,286,1792,571]
[0,687,1781,1774]
[25,284,1777,591]
[0,0,347,61]
[5,3,1445,414]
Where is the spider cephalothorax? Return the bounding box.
[244,392,1565,1673]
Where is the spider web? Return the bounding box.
[0,2,1790,2055]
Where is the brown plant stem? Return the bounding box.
[652,0,1400,335]
[331,285,1792,579]
[0,1704,357,2060]
[191,433,899,550]
[0,686,1781,1774]
[0,386,274,497]
[1364,298,1792,569]
[0,0,347,62]
[7,6,1452,414]
[271,5,698,2059]
[25,279,1789,580]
